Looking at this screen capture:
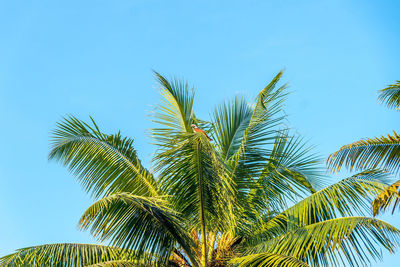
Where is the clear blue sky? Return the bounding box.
[0,0,399,265]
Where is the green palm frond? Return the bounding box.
[79,193,198,266]
[327,131,400,174]
[231,253,310,267]
[230,71,289,184]
[156,133,236,230]
[151,71,195,148]
[261,131,322,194]
[279,170,387,228]
[245,132,322,216]
[372,180,400,216]
[247,217,400,267]
[212,96,253,161]
[244,170,390,243]
[267,131,323,192]
[50,116,158,198]
[378,80,400,110]
[85,260,150,267]
[212,71,289,216]
[0,243,131,267]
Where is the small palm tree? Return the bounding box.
[328,81,400,216]
[1,72,399,267]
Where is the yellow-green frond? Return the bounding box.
[372,180,400,216]
[79,193,198,266]
[0,243,130,267]
[327,131,400,174]
[50,116,158,198]
[244,170,390,246]
[151,71,195,147]
[378,80,400,111]
[231,253,310,267]
[247,217,400,267]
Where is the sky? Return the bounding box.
[0,0,399,265]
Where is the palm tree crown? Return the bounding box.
[1,72,399,267]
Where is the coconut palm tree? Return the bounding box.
[1,72,399,267]
[328,81,400,216]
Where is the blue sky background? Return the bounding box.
[0,0,399,265]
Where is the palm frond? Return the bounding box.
[231,70,289,181]
[327,131,400,174]
[247,217,400,267]
[151,71,195,148]
[85,260,148,267]
[378,80,400,110]
[245,170,390,242]
[49,116,158,198]
[282,170,390,226]
[211,231,241,265]
[0,243,131,267]
[266,131,323,192]
[231,252,310,267]
[248,131,323,213]
[372,180,400,216]
[212,95,253,161]
[212,71,289,218]
[79,193,198,266]
[156,133,236,232]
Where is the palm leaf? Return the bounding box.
[79,193,198,266]
[151,71,195,149]
[231,71,289,179]
[265,131,322,193]
[378,80,400,110]
[250,132,323,209]
[231,253,310,267]
[50,116,158,198]
[85,260,150,267]
[156,133,236,229]
[247,217,400,267]
[0,243,131,267]
[212,95,253,161]
[282,170,390,226]
[244,170,390,243]
[210,231,241,265]
[327,131,400,174]
[212,72,289,217]
[372,180,400,216]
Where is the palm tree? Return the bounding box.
[328,81,400,216]
[1,72,400,267]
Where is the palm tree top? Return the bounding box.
[1,71,399,267]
